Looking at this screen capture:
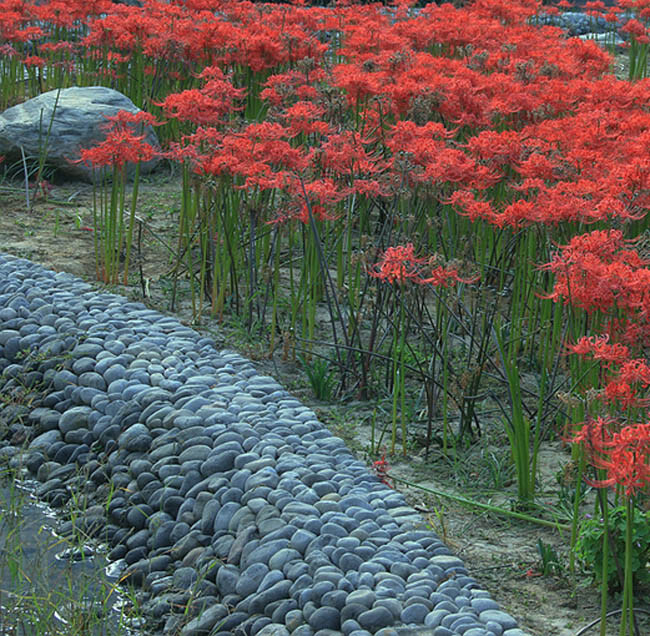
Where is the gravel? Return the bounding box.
[0,252,527,635]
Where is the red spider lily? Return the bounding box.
[568,335,630,367]
[103,109,160,132]
[584,1,607,19]
[261,69,325,107]
[157,66,245,126]
[607,319,650,349]
[77,112,159,170]
[369,244,428,285]
[621,18,647,39]
[22,55,46,68]
[464,129,522,167]
[283,101,329,136]
[446,190,498,224]
[319,131,384,178]
[197,122,311,189]
[386,121,452,166]
[372,453,393,488]
[422,266,479,288]
[78,130,156,169]
[369,244,475,288]
[572,417,650,498]
[568,333,650,409]
[542,230,650,314]
[32,0,110,27]
[271,176,349,226]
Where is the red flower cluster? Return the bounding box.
[572,417,650,498]
[372,453,393,488]
[158,66,246,126]
[369,244,476,288]
[543,230,650,315]
[369,244,427,285]
[568,334,650,409]
[78,110,159,170]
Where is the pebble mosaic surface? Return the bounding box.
[0,252,528,636]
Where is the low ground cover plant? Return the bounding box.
[1,0,650,632]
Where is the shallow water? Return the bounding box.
[0,480,130,636]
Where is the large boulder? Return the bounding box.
[0,86,161,182]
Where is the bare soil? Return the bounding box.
[0,158,648,636]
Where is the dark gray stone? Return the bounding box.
[347,590,376,608]
[58,406,91,435]
[470,598,499,613]
[179,603,229,635]
[216,564,240,596]
[479,610,518,630]
[248,579,292,615]
[308,606,340,631]
[236,562,269,597]
[256,624,290,636]
[357,607,394,631]
[29,429,62,449]
[172,566,198,590]
[201,450,239,475]
[118,423,152,452]
[400,603,429,624]
[213,501,240,532]
[178,444,211,464]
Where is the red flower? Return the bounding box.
[372,453,393,487]
[369,244,427,285]
[78,128,157,169]
[158,66,245,126]
[76,110,159,170]
[283,101,329,136]
[568,335,630,366]
[621,18,647,39]
[422,266,478,288]
[573,418,650,498]
[369,244,476,287]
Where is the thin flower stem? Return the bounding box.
[387,474,571,532]
[123,161,141,285]
[600,490,609,636]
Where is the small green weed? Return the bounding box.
[299,354,337,401]
[537,539,563,576]
[575,506,650,594]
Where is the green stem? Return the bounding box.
[600,491,609,636]
[387,474,571,531]
[569,446,586,581]
[620,497,635,636]
[123,161,141,285]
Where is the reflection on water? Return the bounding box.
[0,480,132,636]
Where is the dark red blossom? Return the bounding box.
[158,67,245,126]
[572,418,650,498]
[372,453,393,488]
[77,110,159,169]
[369,244,428,285]
[543,230,650,314]
[78,129,157,169]
[370,244,476,287]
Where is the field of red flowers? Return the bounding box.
[1,0,650,633]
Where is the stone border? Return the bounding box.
[0,253,527,636]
